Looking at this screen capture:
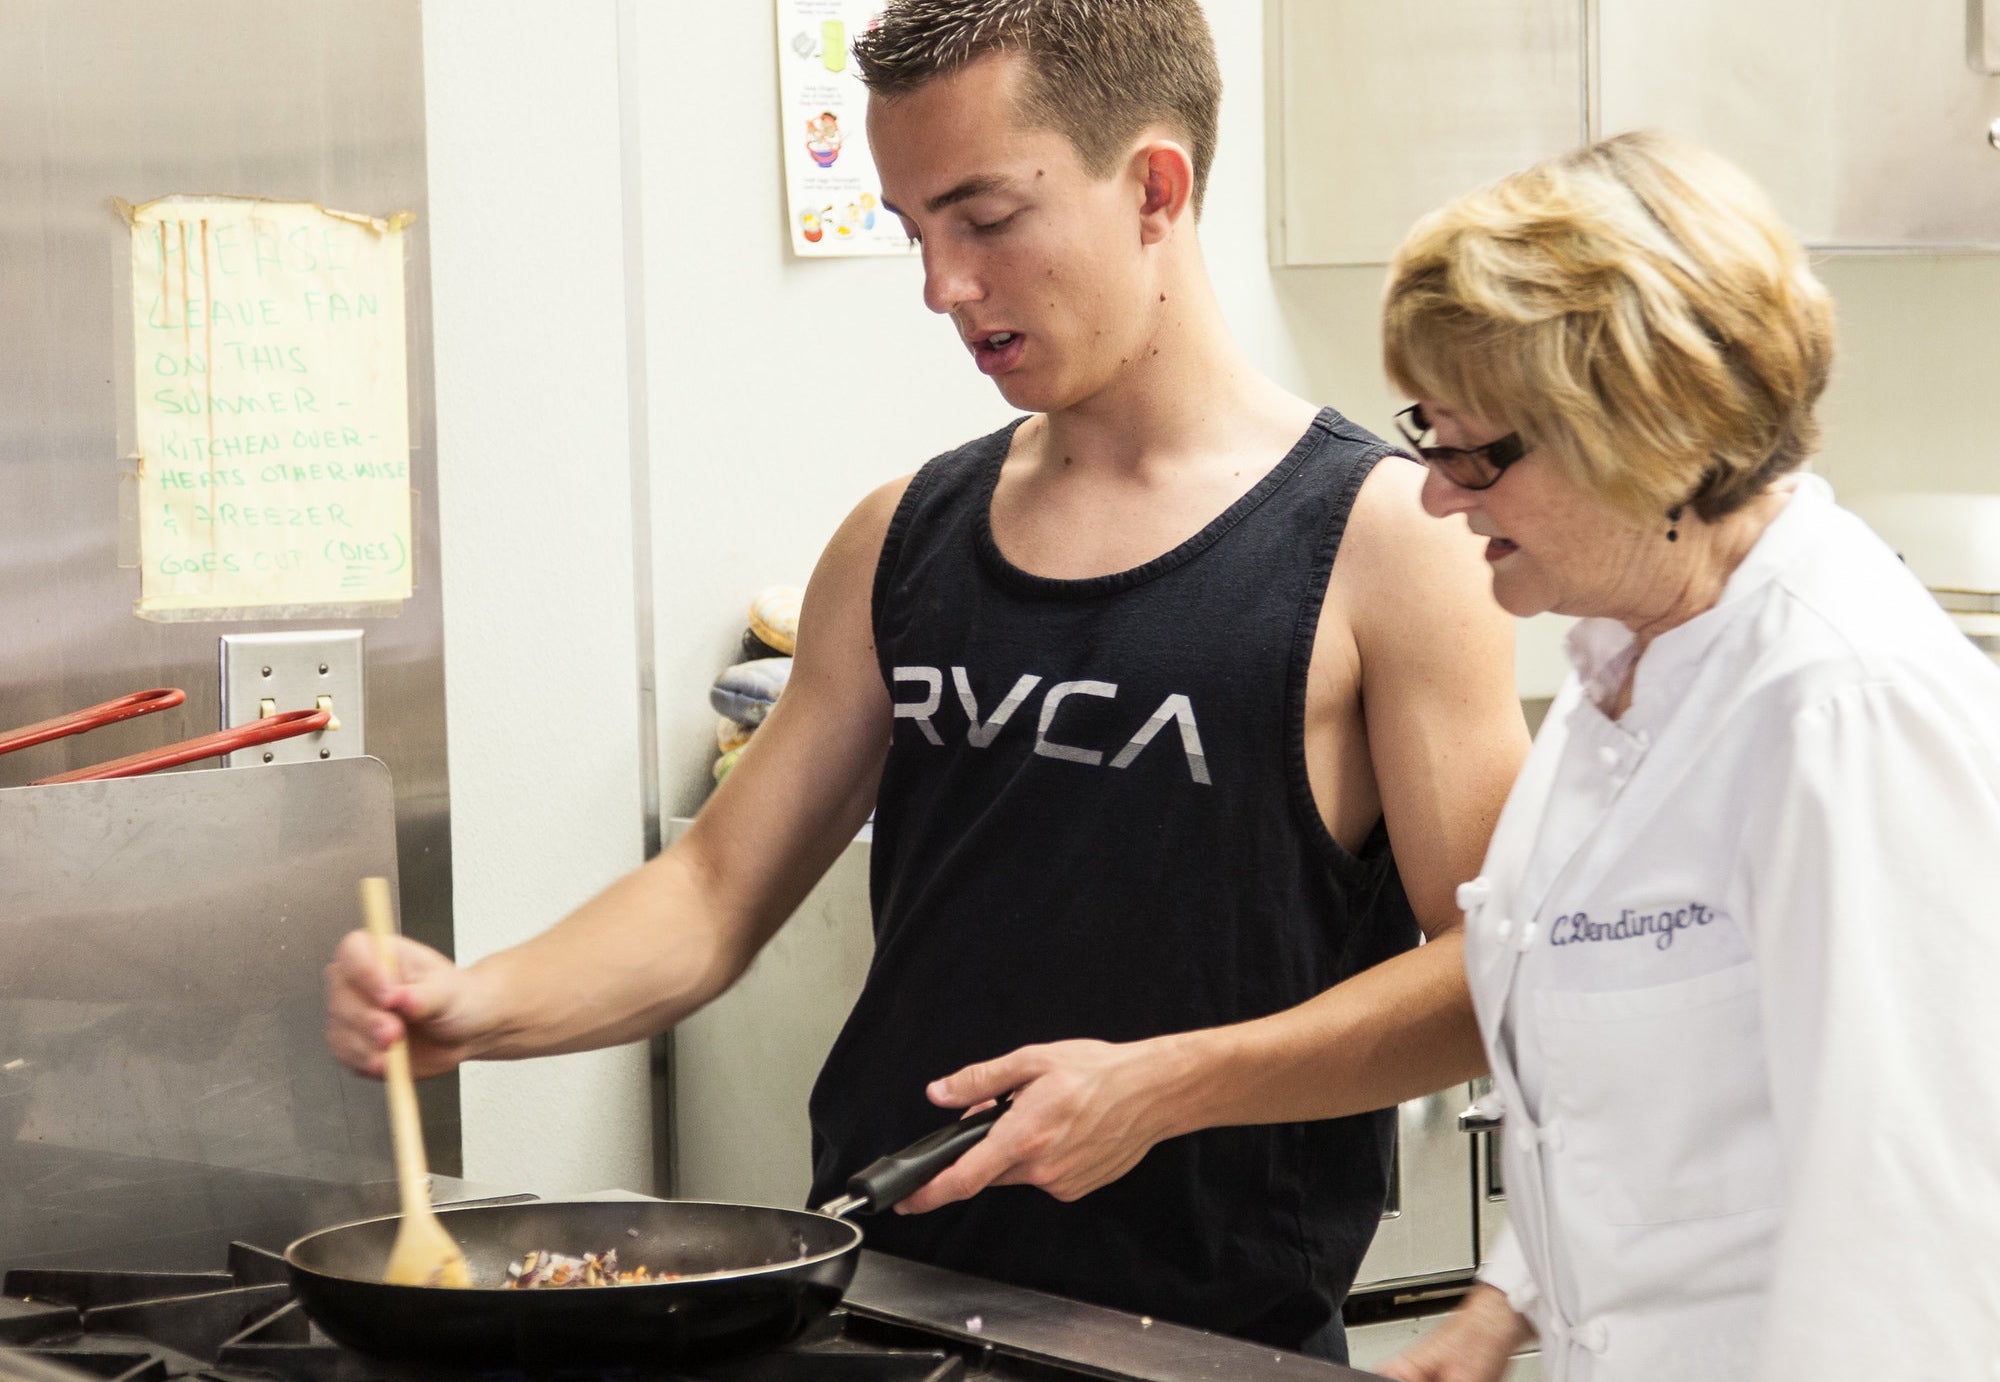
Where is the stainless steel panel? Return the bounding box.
[1598,0,2000,248]
[0,0,457,1165]
[1266,0,1586,265]
[1352,1085,1480,1291]
[0,761,397,1264]
[1477,1130,1510,1263]
[847,1252,1368,1380]
[1477,1138,1510,1264]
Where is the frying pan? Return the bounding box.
[285,1102,1006,1367]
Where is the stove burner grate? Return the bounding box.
[0,1246,962,1382]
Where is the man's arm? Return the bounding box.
[896,457,1527,1212]
[324,477,910,1079]
[1162,455,1528,1121]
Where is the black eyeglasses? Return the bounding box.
[1394,404,1528,491]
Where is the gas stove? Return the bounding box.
[0,1241,957,1382]
[0,1187,1369,1382]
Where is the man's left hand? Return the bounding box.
[893,1036,1191,1214]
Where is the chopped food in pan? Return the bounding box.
[504,1249,681,1288]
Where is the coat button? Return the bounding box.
[1494,915,1513,939]
[1577,1320,1609,1352]
[1456,878,1491,911]
[1597,744,1621,769]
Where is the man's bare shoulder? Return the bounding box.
[814,473,919,590]
[1327,456,1498,636]
[761,474,919,736]
[1342,456,1472,575]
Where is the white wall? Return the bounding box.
[424,0,653,1194]
[1812,256,2000,499]
[629,4,1015,817]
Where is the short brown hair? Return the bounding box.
[1383,130,1836,523]
[854,0,1222,216]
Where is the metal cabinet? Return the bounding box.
[1597,0,2000,249]
[1264,0,1585,266]
[1267,0,2000,264]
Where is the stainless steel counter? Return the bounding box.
[847,1250,1375,1381]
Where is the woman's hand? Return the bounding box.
[1378,1285,1534,1382]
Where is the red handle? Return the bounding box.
[31,708,333,785]
[0,688,187,758]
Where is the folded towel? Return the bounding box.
[710,656,793,727]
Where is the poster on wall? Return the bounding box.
[774,0,917,258]
[122,195,415,620]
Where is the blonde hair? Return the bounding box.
[1382,130,1835,523]
[854,0,1221,216]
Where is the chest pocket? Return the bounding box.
[1535,962,1782,1226]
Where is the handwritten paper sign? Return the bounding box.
[127,196,414,618]
[775,0,916,257]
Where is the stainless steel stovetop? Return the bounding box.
[0,1158,1369,1382]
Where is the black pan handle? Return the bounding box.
[824,1100,1010,1216]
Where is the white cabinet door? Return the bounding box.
[1597,0,2000,248]
[1265,0,1585,266]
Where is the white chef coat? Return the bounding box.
[1464,476,2000,1382]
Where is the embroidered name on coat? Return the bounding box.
[892,664,1211,785]
[1550,903,1715,951]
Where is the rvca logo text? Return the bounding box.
[892,666,1211,786]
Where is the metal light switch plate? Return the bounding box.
[219,630,365,766]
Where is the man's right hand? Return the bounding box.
[324,930,487,1080]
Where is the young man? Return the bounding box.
[325,0,1527,1361]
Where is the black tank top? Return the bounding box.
[807,409,1420,1349]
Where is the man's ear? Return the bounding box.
[1132,138,1196,243]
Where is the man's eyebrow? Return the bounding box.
[881,175,1013,220]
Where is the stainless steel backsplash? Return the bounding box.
[0,0,457,1167]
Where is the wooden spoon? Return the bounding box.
[359,876,473,1288]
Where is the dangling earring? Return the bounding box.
[1666,505,1683,543]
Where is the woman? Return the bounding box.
[1375,131,2000,1381]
